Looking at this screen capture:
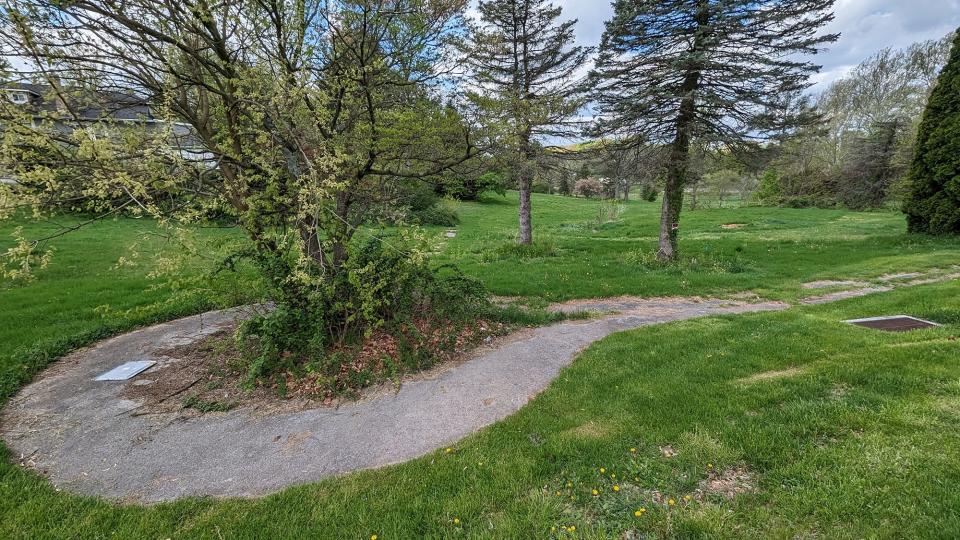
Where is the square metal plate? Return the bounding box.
[95,360,156,381]
[844,316,940,332]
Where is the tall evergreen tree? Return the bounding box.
[904,30,960,235]
[461,0,590,244]
[591,0,837,260]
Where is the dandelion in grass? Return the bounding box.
[630,447,637,453]
[684,495,692,502]
[599,467,606,474]
[613,485,620,492]
[371,536,378,540]
[566,481,573,488]
[592,489,599,496]
[453,518,460,525]
[668,498,676,506]
[634,508,647,517]
[444,447,453,454]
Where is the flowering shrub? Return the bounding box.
[573,178,604,198]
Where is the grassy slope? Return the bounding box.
[1,196,960,538]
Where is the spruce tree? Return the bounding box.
[904,30,960,235]
[461,0,590,244]
[591,0,837,260]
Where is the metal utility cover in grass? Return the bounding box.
[844,316,940,332]
[94,360,156,381]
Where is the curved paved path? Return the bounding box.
[4,298,788,502]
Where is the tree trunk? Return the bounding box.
[517,136,534,245]
[658,90,698,261]
[622,181,631,202]
[657,5,707,261]
[518,174,533,245]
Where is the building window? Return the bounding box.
[9,92,28,104]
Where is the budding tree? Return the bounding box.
[0,0,479,368]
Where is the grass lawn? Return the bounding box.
[440,193,960,301]
[2,195,960,538]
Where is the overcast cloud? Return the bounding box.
[550,0,960,90]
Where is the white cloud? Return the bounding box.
[529,0,960,90]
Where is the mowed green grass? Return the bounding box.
[3,279,959,538]
[2,195,960,538]
[440,193,960,301]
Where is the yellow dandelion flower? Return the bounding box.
[599,467,606,473]
[668,498,676,506]
[453,518,460,525]
[371,536,378,540]
[630,448,637,453]
[478,461,483,466]
[634,510,643,517]
[684,495,692,502]
[613,485,620,492]
[556,491,562,496]
[707,463,713,469]
[444,448,452,454]
[569,525,576,532]
[566,482,573,488]
[611,473,617,479]
[592,489,599,496]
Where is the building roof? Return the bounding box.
[2,81,155,122]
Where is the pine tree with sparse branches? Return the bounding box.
[591,0,837,260]
[461,0,590,244]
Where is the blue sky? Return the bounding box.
[549,0,960,89]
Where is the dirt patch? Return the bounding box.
[877,272,923,282]
[548,295,709,314]
[736,367,806,385]
[802,280,869,290]
[123,319,510,416]
[721,223,746,229]
[694,466,756,501]
[800,286,893,305]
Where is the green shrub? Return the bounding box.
[239,236,489,380]
[640,183,659,202]
[904,30,960,234]
[413,200,459,226]
[436,170,507,201]
[754,169,782,206]
[573,178,603,198]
